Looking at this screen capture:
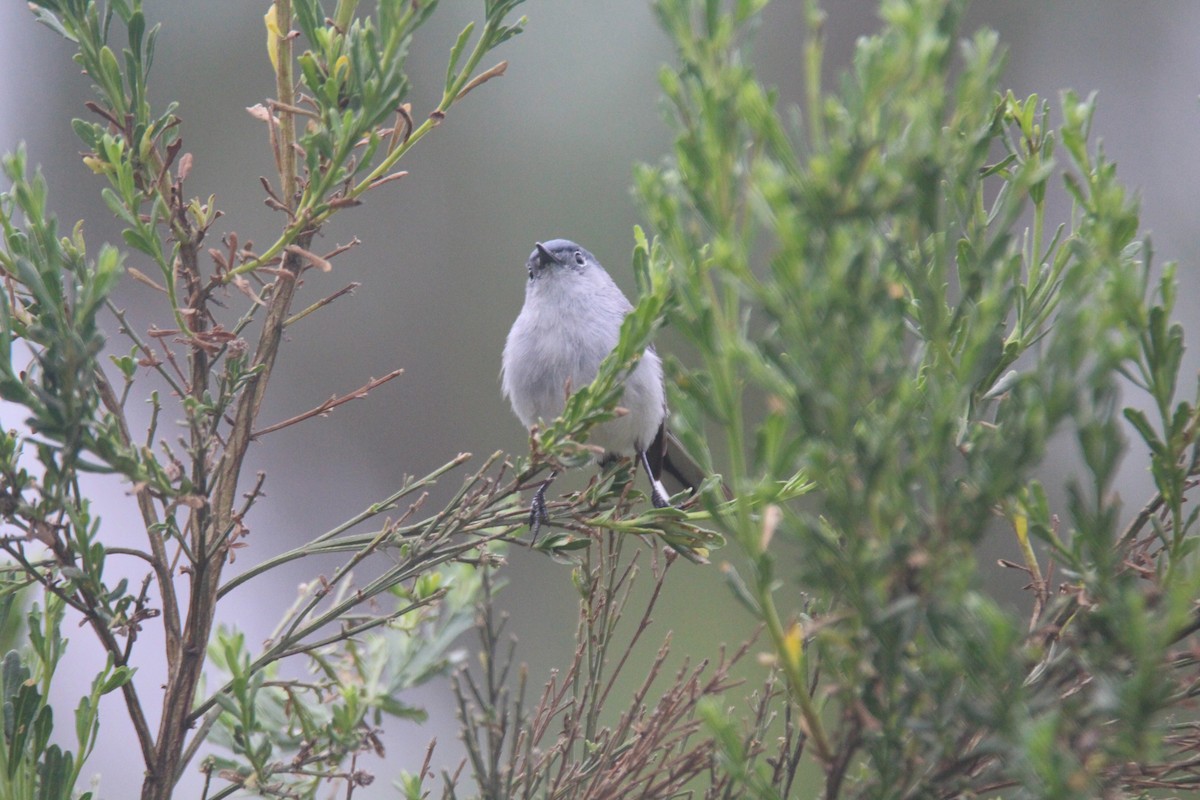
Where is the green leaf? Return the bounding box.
[99,666,135,695]
[1122,408,1164,457]
[718,562,761,615]
[444,22,475,90]
[37,744,73,800]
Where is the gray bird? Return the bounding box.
[501,239,700,538]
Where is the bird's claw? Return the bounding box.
[651,485,670,509]
[641,449,672,509]
[528,472,555,544]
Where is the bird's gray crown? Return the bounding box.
[527,238,597,278]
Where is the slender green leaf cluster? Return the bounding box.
[291,0,438,208]
[29,0,160,122]
[0,150,125,468]
[270,0,526,242]
[0,595,132,800]
[0,153,156,681]
[202,562,481,798]
[30,0,191,326]
[639,0,1200,796]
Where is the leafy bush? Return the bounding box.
[637,0,1200,796]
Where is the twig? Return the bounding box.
[106,546,158,565]
[251,369,403,438]
[267,98,319,119]
[1118,441,1200,547]
[105,300,187,398]
[386,104,413,155]
[0,539,157,767]
[455,60,508,101]
[92,367,182,659]
[365,171,408,191]
[284,243,333,273]
[284,281,359,327]
[216,454,472,598]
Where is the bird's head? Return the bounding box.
[526,239,597,280]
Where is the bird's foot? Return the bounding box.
[528,471,556,544]
[639,449,672,509]
[650,480,671,509]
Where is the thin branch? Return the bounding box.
[250,369,403,439]
[217,453,473,597]
[92,367,182,661]
[105,300,187,398]
[0,540,157,766]
[283,282,358,328]
[1118,440,1200,547]
[267,98,319,120]
[105,546,159,565]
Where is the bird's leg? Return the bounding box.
[640,449,671,509]
[529,470,557,543]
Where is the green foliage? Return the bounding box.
[30,0,185,324]
[203,562,482,798]
[0,153,151,789]
[0,594,132,800]
[640,0,1200,795]
[290,0,525,217]
[2,1,533,798]
[0,149,127,470]
[260,0,527,254]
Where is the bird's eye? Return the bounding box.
[573,250,585,266]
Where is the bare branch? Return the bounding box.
[251,369,403,438]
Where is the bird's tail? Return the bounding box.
[646,425,731,501]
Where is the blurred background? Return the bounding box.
[1,1,1198,796]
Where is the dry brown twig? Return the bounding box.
[251,369,404,439]
[447,528,802,800]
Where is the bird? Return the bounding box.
[500,239,701,539]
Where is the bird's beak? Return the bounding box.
[534,242,558,267]
[528,242,561,279]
